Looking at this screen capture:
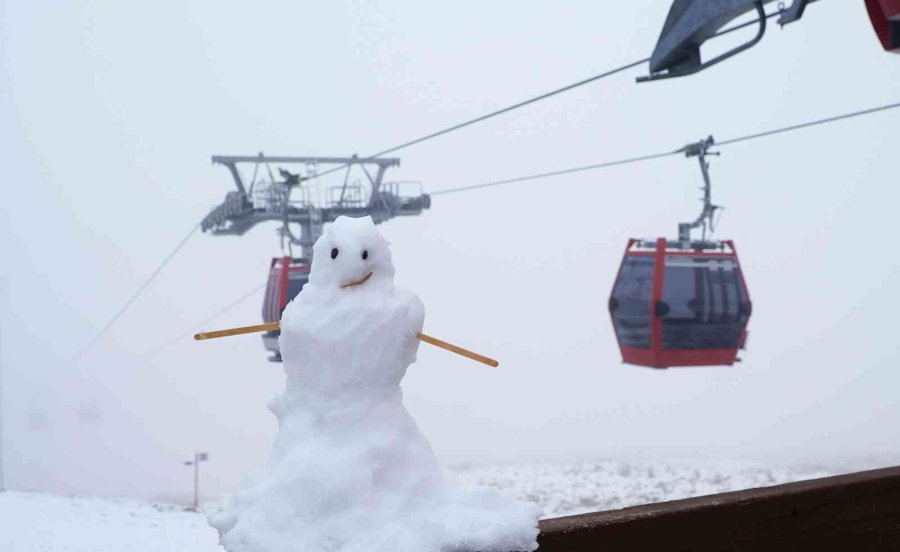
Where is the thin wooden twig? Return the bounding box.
[194,322,499,367]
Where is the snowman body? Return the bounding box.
[210,216,540,552]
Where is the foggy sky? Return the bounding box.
[1,0,899,503]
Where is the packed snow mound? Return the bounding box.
[209,216,540,552]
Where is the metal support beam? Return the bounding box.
[365,164,390,212]
[678,136,720,243]
[221,162,246,195]
[212,155,400,168]
[778,0,811,26]
[201,153,429,244]
[638,0,773,82]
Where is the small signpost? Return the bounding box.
[183,452,209,511]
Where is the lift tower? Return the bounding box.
[201,154,430,257]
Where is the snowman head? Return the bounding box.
[308,216,395,292]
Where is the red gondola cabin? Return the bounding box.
[866,0,900,53]
[262,256,310,361]
[609,238,751,368]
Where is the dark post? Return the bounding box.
[193,453,199,510]
[184,452,208,511]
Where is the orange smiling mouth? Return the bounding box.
[340,271,373,289]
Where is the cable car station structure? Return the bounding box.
[201,154,430,360]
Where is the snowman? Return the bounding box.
[209,216,540,552]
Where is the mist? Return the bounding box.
[1,0,898,503]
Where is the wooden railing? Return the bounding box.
[537,465,900,551]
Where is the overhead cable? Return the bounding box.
[74,224,200,362]
[306,3,800,183]
[142,282,266,361]
[431,98,900,196]
[717,100,900,147]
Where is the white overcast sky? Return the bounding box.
[1,0,899,502]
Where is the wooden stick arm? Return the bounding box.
[414,332,498,367]
[194,322,499,368]
[194,322,281,340]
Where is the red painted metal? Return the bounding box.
[620,346,738,368]
[866,0,900,52]
[650,238,667,363]
[278,255,291,313]
[262,258,280,324]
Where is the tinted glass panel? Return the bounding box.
[262,270,280,323]
[661,256,747,350]
[284,275,308,312]
[611,256,654,349]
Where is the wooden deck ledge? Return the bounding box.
[536,465,900,551]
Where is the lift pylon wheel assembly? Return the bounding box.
[201,154,430,258]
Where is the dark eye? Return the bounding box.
[362,250,368,260]
[330,248,339,260]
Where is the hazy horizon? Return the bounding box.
[2,0,899,503]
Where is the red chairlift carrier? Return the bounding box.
[608,137,751,368]
[261,256,310,361]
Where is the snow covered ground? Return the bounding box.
[1,457,894,551]
[449,458,844,519]
[0,491,222,552]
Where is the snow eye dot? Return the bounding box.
[331,248,339,260]
[362,250,368,260]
